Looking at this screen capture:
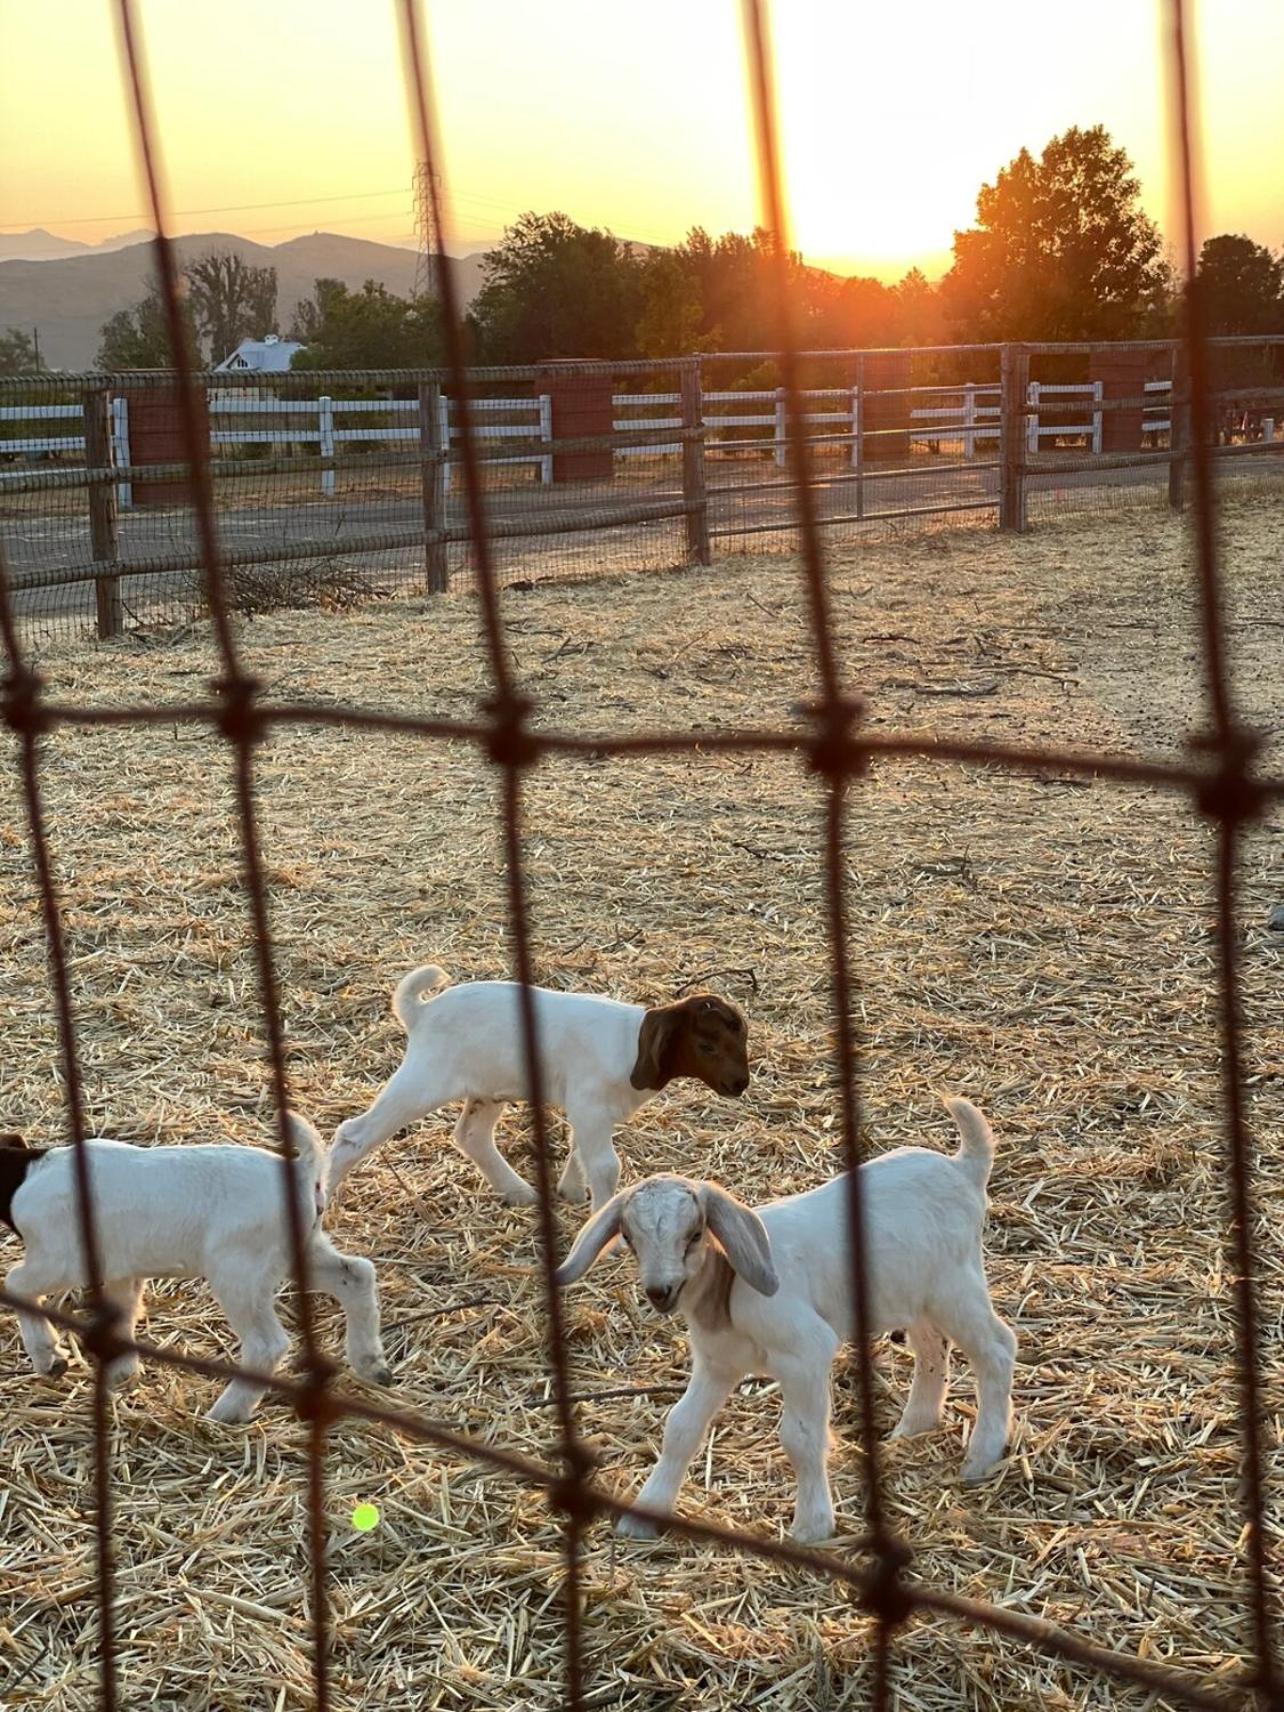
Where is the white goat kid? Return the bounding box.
[0,1114,392,1423]
[556,1098,1016,1543]
[329,965,751,1212]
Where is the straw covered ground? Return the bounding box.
[2,488,1283,1710]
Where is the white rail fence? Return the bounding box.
[3,378,1275,508]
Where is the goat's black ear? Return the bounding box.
[0,1132,29,1150]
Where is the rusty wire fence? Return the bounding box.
[0,0,1281,1708]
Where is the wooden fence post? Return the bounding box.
[680,361,711,566]
[1168,347,1188,512]
[83,385,122,638]
[999,344,1029,533]
[854,354,865,519]
[418,381,448,593]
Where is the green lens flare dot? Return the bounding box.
[351,1503,380,1532]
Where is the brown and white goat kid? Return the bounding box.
[329,965,751,1211]
[0,1115,391,1422]
[556,1098,1017,1543]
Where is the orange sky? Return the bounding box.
[0,1,1280,278]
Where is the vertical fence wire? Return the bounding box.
[0,0,1277,1707]
[395,5,594,1704]
[0,557,119,1712]
[740,1,908,1700]
[111,1,334,1703]
[1166,1,1277,1699]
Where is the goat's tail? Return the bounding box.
[392,964,451,1034]
[283,1111,325,1176]
[944,1097,996,1190]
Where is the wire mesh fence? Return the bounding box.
[0,0,1281,1708]
[4,334,1282,645]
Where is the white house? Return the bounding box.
[214,334,304,373]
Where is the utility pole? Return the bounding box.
[412,163,441,300]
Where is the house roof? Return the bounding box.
[213,335,304,373]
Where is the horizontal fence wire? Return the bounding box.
[0,0,1279,1708]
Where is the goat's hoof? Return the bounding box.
[206,1400,253,1426]
[558,1181,589,1205]
[361,1361,394,1388]
[616,1511,661,1540]
[502,1184,539,1208]
[106,1360,141,1391]
[45,1356,69,1380]
[789,1516,836,1546]
[961,1457,1004,1485]
[890,1414,941,1441]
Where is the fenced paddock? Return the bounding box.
[4,0,1284,1709]
[2,493,1283,1708]
[2,336,1282,646]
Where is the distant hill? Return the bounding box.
[0,232,489,371]
[0,228,156,263]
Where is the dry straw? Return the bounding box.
[3,493,1282,1708]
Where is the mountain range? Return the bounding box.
[0,232,489,371]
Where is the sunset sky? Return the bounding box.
[1,1,1280,279]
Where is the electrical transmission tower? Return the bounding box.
[412,162,442,299]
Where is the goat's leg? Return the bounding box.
[890,1317,950,1440]
[556,1146,587,1205]
[5,1260,71,1377]
[307,1231,392,1386]
[932,1274,1016,1481]
[101,1276,148,1388]
[205,1278,291,1423]
[452,1099,535,1206]
[329,1061,437,1194]
[618,1355,742,1538]
[772,1341,840,1544]
[564,1103,620,1212]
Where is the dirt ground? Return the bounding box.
[2,488,1283,1709]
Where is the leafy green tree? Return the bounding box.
[468,212,642,362]
[636,249,709,357]
[288,279,442,369]
[186,250,278,362]
[0,328,44,376]
[1196,234,1284,335]
[942,125,1170,340]
[96,283,198,369]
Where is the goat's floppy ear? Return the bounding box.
[700,1183,778,1297]
[631,1004,683,1091]
[555,1192,628,1287]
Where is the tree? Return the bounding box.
[1196,234,1284,335]
[635,249,709,358]
[96,283,198,369]
[0,328,44,376]
[468,212,642,363]
[186,250,278,362]
[942,125,1170,341]
[288,279,442,369]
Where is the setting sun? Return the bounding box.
[1,1,1280,280]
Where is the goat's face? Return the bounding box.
[555,1173,779,1311]
[620,1178,711,1314]
[631,995,750,1099]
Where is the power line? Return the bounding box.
[0,186,410,231]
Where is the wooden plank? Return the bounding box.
[680,363,711,566]
[82,386,122,638]
[418,381,448,594]
[999,344,1029,533]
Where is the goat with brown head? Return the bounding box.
[630,995,750,1099]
